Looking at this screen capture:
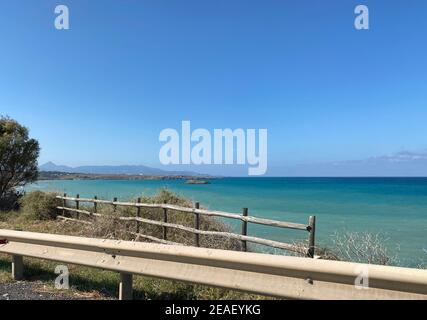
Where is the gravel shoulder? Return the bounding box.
[0,281,108,300]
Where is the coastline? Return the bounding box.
[38,171,215,181]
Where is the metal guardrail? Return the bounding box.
[0,229,426,300]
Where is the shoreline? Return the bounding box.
[38,171,215,181]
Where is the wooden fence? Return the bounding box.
[55,194,316,257]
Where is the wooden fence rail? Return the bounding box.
[56,194,316,257]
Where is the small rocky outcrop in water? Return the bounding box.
[185,179,210,185]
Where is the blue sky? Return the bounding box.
[1,1,427,176]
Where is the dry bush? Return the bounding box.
[331,231,397,265]
[289,233,396,264]
[198,216,243,250]
[66,189,243,251]
[283,240,340,260]
[125,189,243,250]
[88,207,133,240]
[416,263,427,269]
[19,190,60,220]
[415,256,427,270]
[313,246,340,260]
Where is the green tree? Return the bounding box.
[0,116,40,201]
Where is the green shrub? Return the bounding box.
[20,190,60,220]
[0,190,21,211]
[139,188,193,206]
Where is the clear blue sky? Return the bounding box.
[1,1,426,175]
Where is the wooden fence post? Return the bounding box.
[75,194,80,219]
[194,202,200,247]
[163,201,168,240]
[112,197,118,235]
[136,197,141,234]
[241,208,248,252]
[113,197,117,212]
[93,196,97,215]
[308,216,316,258]
[62,193,66,216]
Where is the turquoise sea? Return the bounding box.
[28,178,427,267]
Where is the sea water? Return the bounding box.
[28,177,427,267]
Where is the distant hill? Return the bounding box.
[39,162,205,177]
[268,151,427,177]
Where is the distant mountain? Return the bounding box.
[39,161,74,172]
[268,151,427,177]
[39,162,205,177]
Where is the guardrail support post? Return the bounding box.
[241,208,248,252]
[308,216,316,258]
[194,202,200,247]
[12,255,23,280]
[119,273,133,300]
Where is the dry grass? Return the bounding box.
[330,231,398,265]
[71,189,244,251]
[287,240,341,261]
[19,190,61,220]
[289,232,398,265]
